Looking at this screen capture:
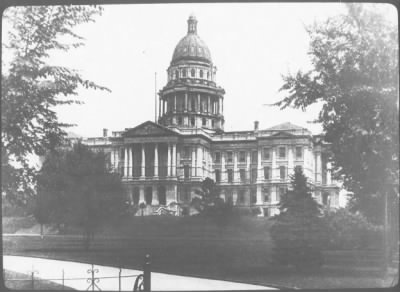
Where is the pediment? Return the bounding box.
[123,121,179,137]
[269,131,296,138]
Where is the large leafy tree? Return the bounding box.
[36,142,127,249]
[275,4,398,224]
[2,6,109,205]
[270,167,327,269]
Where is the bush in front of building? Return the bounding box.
[270,167,328,270]
[323,208,383,250]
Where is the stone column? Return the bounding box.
[327,162,332,185]
[124,147,128,177]
[172,143,177,176]
[221,152,226,182]
[233,151,238,183]
[221,97,224,115]
[174,95,177,112]
[158,98,161,119]
[271,147,277,180]
[232,189,238,206]
[115,147,120,174]
[316,152,322,183]
[154,143,158,177]
[128,146,133,177]
[185,93,188,112]
[257,147,263,181]
[167,144,171,177]
[208,149,213,178]
[139,185,145,204]
[191,147,196,177]
[197,146,203,177]
[246,151,251,181]
[288,146,294,176]
[152,187,159,205]
[110,148,115,171]
[141,144,145,178]
[207,96,211,113]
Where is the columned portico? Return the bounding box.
[154,143,159,177]
[141,144,146,178]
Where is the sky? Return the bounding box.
[2,2,398,137]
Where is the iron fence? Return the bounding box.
[4,254,151,292]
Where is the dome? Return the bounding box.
[171,15,212,64]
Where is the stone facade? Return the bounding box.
[79,15,340,216]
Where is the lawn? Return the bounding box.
[3,270,74,290]
[3,215,397,289]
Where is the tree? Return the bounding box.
[36,142,127,249]
[2,6,109,205]
[270,167,327,269]
[274,4,398,225]
[192,178,235,231]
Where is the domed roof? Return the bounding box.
[171,15,212,64]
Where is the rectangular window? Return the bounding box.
[264,166,271,179]
[251,190,257,204]
[251,151,258,163]
[240,169,246,182]
[251,168,257,183]
[238,190,245,204]
[184,165,190,179]
[227,151,233,163]
[296,146,302,159]
[215,169,221,183]
[214,152,221,163]
[263,148,270,160]
[227,169,233,183]
[278,187,287,201]
[239,151,246,163]
[279,147,286,159]
[263,187,270,203]
[280,166,286,179]
[183,147,190,158]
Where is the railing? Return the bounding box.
[4,255,152,291]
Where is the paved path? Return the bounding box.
[4,255,276,290]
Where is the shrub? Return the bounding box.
[324,208,383,249]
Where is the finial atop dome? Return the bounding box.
[187,13,197,34]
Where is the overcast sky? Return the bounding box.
[3,2,398,137]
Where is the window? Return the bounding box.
[191,96,196,111]
[174,70,179,79]
[264,166,271,179]
[190,117,195,126]
[279,147,286,159]
[184,165,190,179]
[211,120,215,128]
[251,190,257,204]
[278,187,286,201]
[280,166,286,179]
[296,146,302,159]
[240,169,246,182]
[251,168,257,183]
[202,118,206,126]
[239,151,246,163]
[295,165,303,173]
[182,68,187,77]
[178,117,182,125]
[251,151,258,163]
[215,169,221,183]
[191,68,195,77]
[207,71,210,79]
[227,151,233,163]
[200,70,203,78]
[263,148,270,160]
[182,147,190,159]
[227,169,233,183]
[263,188,270,203]
[214,152,221,163]
[322,192,329,205]
[238,190,245,204]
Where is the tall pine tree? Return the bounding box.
[270,167,327,269]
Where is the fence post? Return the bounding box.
[118,267,122,292]
[31,271,35,290]
[143,254,151,292]
[62,269,64,290]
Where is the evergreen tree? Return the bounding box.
[270,167,327,269]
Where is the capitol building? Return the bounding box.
[80,15,340,216]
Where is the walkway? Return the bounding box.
[4,255,276,290]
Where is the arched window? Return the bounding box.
[191,68,195,77]
[182,69,187,77]
[199,70,203,78]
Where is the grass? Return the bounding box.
[3,215,398,289]
[3,270,74,290]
